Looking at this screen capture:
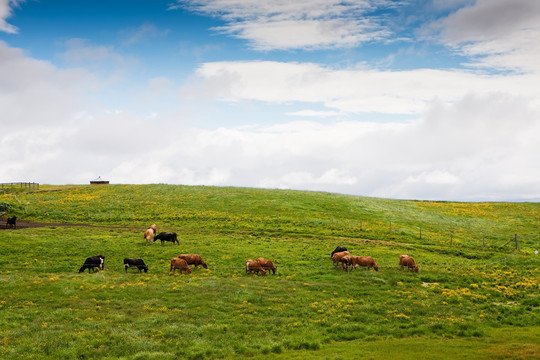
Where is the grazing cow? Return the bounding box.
[245,259,266,276]
[144,228,154,243]
[331,251,350,266]
[6,216,17,229]
[399,255,419,273]
[331,246,348,258]
[78,255,105,273]
[350,256,379,272]
[339,255,352,272]
[124,258,149,273]
[256,257,277,275]
[154,232,179,245]
[170,258,192,274]
[144,224,157,243]
[178,254,208,269]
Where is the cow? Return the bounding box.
[154,232,179,245]
[399,255,419,273]
[78,255,105,273]
[350,256,379,272]
[178,254,208,269]
[331,251,350,266]
[144,224,157,243]
[339,255,353,272]
[256,257,277,275]
[245,259,266,276]
[331,246,348,258]
[170,257,192,274]
[6,216,16,229]
[124,258,149,273]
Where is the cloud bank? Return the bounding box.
[1,0,539,201]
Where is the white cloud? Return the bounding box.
[185,60,540,115]
[173,0,393,50]
[0,0,20,34]
[97,94,539,201]
[0,41,95,130]
[435,0,540,73]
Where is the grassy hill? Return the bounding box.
[0,185,538,359]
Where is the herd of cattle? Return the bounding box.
[330,246,419,273]
[77,224,419,275]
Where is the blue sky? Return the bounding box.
[1,0,539,201]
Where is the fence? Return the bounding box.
[0,182,39,192]
[14,203,538,253]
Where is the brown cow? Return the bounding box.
[178,254,208,269]
[245,259,266,276]
[331,251,350,266]
[170,258,192,274]
[399,255,419,273]
[339,255,352,272]
[350,256,379,272]
[256,257,277,275]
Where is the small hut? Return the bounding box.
[90,176,109,185]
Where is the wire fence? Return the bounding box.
[12,206,538,253]
[0,182,39,193]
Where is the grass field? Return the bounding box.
[0,185,538,359]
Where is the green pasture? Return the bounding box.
[0,185,538,359]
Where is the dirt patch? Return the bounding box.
[0,219,138,230]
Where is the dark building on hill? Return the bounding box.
[90,176,109,185]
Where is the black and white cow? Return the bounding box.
[153,232,179,245]
[330,246,348,258]
[6,216,17,229]
[78,254,105,273]
[124,258,149,273]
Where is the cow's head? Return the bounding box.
[98,255,105,270]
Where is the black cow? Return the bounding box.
[6,216,17,229]
[330,246,348,258]
[124,258,149,273]
[78,255,105,273]
[153,232,179,245]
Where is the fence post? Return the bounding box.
[482,233,485,247]
[450,231,453,245]
[419,226,422,240]
[515,234,519,251]
[389,221,392,233]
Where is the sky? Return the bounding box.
[1,0,539,201]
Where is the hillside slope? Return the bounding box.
[0,185,538,359]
